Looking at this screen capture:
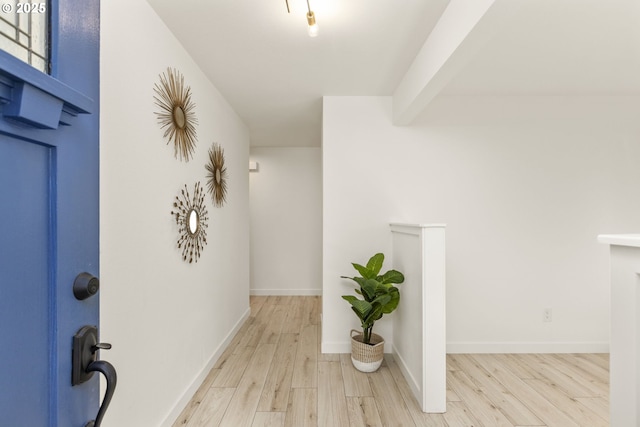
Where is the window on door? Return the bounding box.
[0,0,49,73]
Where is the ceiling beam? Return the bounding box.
[392,0,518,125]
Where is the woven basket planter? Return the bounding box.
[350,329,384,372]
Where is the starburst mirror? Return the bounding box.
[171,182,209,263]
[154,67,198,162]
[206,142,228,207]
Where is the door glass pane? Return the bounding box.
[0,0,49,73]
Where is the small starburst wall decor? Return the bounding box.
[153,67,198,162]
[171,182,209,263]
[205,142,228,207]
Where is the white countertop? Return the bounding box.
[598,234,640,248]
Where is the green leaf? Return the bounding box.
[342,296,372,319]
[360,279,378,301]
[352,263,375,279]
[353,307,368,323]
[364,302,386,324]
[382,289,400,314]
[340,275,367,288]
[374,282,391,295]
[379,269,405,284]
[366,253,384,276]
[371,294,392,308]
[352,276,367,287]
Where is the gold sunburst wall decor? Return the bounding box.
[153,67,198,162]
[171,182,209,263]
[205,142,228,207]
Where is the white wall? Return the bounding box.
[322,95,640,354]
[250,147,322,295]
[101,1,250,425]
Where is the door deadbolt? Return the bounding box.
[74,272,100,300]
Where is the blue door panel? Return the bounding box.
[0,136,52,426]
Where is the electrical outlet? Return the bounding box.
[543,308,552,322]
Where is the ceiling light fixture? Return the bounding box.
[305,0,319,37]
[284,0,318,37]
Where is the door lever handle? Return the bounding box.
[84,360,117,427]
[72,326,117,427]
[91,342,112,352]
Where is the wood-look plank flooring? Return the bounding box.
[173,296,609,427]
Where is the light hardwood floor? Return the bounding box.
[173,296,609,427]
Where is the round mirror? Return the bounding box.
[188,209,199,235]
[173,106,186,129]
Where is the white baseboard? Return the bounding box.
[250,288,322,296]
[324,340,610,355]
[160,307,251,427]
[446,341,610,354]
[392,345,421,404]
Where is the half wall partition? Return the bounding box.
[390,223,446,413]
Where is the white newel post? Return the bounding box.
[390,223,446,413]
[598,234,640,426]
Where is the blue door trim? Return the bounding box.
[0,50,93,130]
[0,50,93,112]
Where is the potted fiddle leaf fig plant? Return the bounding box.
[341,252,404,372]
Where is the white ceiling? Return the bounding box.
[147,0,640,147]
[444,0,640,96]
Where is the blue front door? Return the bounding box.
[0,1,101,425]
